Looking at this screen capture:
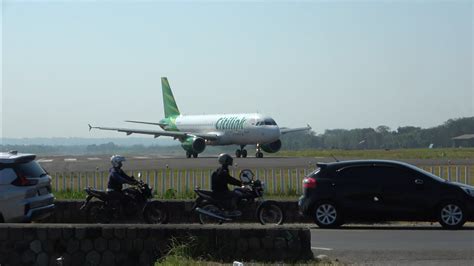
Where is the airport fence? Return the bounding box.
[50,164,473,196]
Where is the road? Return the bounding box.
[36,155,473,173]
[310,225,474,265]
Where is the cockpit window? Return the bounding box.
[256,119,277,126]
[264,119,277,125]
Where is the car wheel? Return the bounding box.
[313,201,342,228]
[438,201,466,230]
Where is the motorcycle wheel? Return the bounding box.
[143,201,169,224]
[257,200,284,225]
[86,201,112,224]
[198,204,223,225]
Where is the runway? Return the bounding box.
[310,225,474,265]
[36,154,474,173]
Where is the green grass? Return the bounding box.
[278,148,474,160]
[154,236,338,266]
[54,190,87,200]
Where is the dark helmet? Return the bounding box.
[110,155,126,168]
[218,153,233,166]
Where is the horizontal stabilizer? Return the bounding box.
[280,124,312,134]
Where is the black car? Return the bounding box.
[298,160,474,229]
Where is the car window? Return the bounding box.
[405,165,446,183]
[14,161,47,178]
[308,168,321,178]
[336,165,378,185]
[0,168,18,184]
[372,165,418,186]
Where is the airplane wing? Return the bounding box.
[124,120,168,127]
[280,124,312,135]
[88,124,219,141]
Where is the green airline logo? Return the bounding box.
[215,117,246,130]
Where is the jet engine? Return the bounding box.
[260,139,282,153]
[181,136,206,154]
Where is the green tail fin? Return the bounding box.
[161,77,181,118]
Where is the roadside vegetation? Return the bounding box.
[154,236,339,266]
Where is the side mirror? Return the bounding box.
[239,169,254,183]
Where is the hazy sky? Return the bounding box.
[1,0,473,140]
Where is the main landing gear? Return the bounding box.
[255,144,264,158]
[186,152,199,158]
[235,145,248,158]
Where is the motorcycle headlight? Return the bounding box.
[461,187,474,197]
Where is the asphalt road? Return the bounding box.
[310,225,474,265]
[36,155,473,173]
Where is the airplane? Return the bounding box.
[89,77,311,158]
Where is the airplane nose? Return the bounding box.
[274,127,281,138]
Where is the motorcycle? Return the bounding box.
[80,173,168,224]
[193,169,284,225]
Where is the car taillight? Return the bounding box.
[11,173,38,186]
[303,177,317,189]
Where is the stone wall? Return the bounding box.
[44,200,313,224]
[0,224,313,266]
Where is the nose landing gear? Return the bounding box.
[256,144,264,158]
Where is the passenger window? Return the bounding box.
[0,168,18,184]
[372,166,417,186]
[336,166,377,185]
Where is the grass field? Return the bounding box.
[278,148,474,160]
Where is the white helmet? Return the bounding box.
[110,155,126,168]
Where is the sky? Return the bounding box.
[1,0,473,140]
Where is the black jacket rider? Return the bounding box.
[211,166,242,197]
[107,167,137,191]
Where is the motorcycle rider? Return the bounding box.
[107,155,138,208]
[211,153,243,216]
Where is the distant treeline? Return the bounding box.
[281,117,474,150]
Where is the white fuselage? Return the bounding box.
[174,113,281,145]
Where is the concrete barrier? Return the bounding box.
[44,200,313,224]
[0,224,313,265]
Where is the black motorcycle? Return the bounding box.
[80,173,168,224]
[193,169,284,225]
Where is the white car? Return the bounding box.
[0,151,55,222]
